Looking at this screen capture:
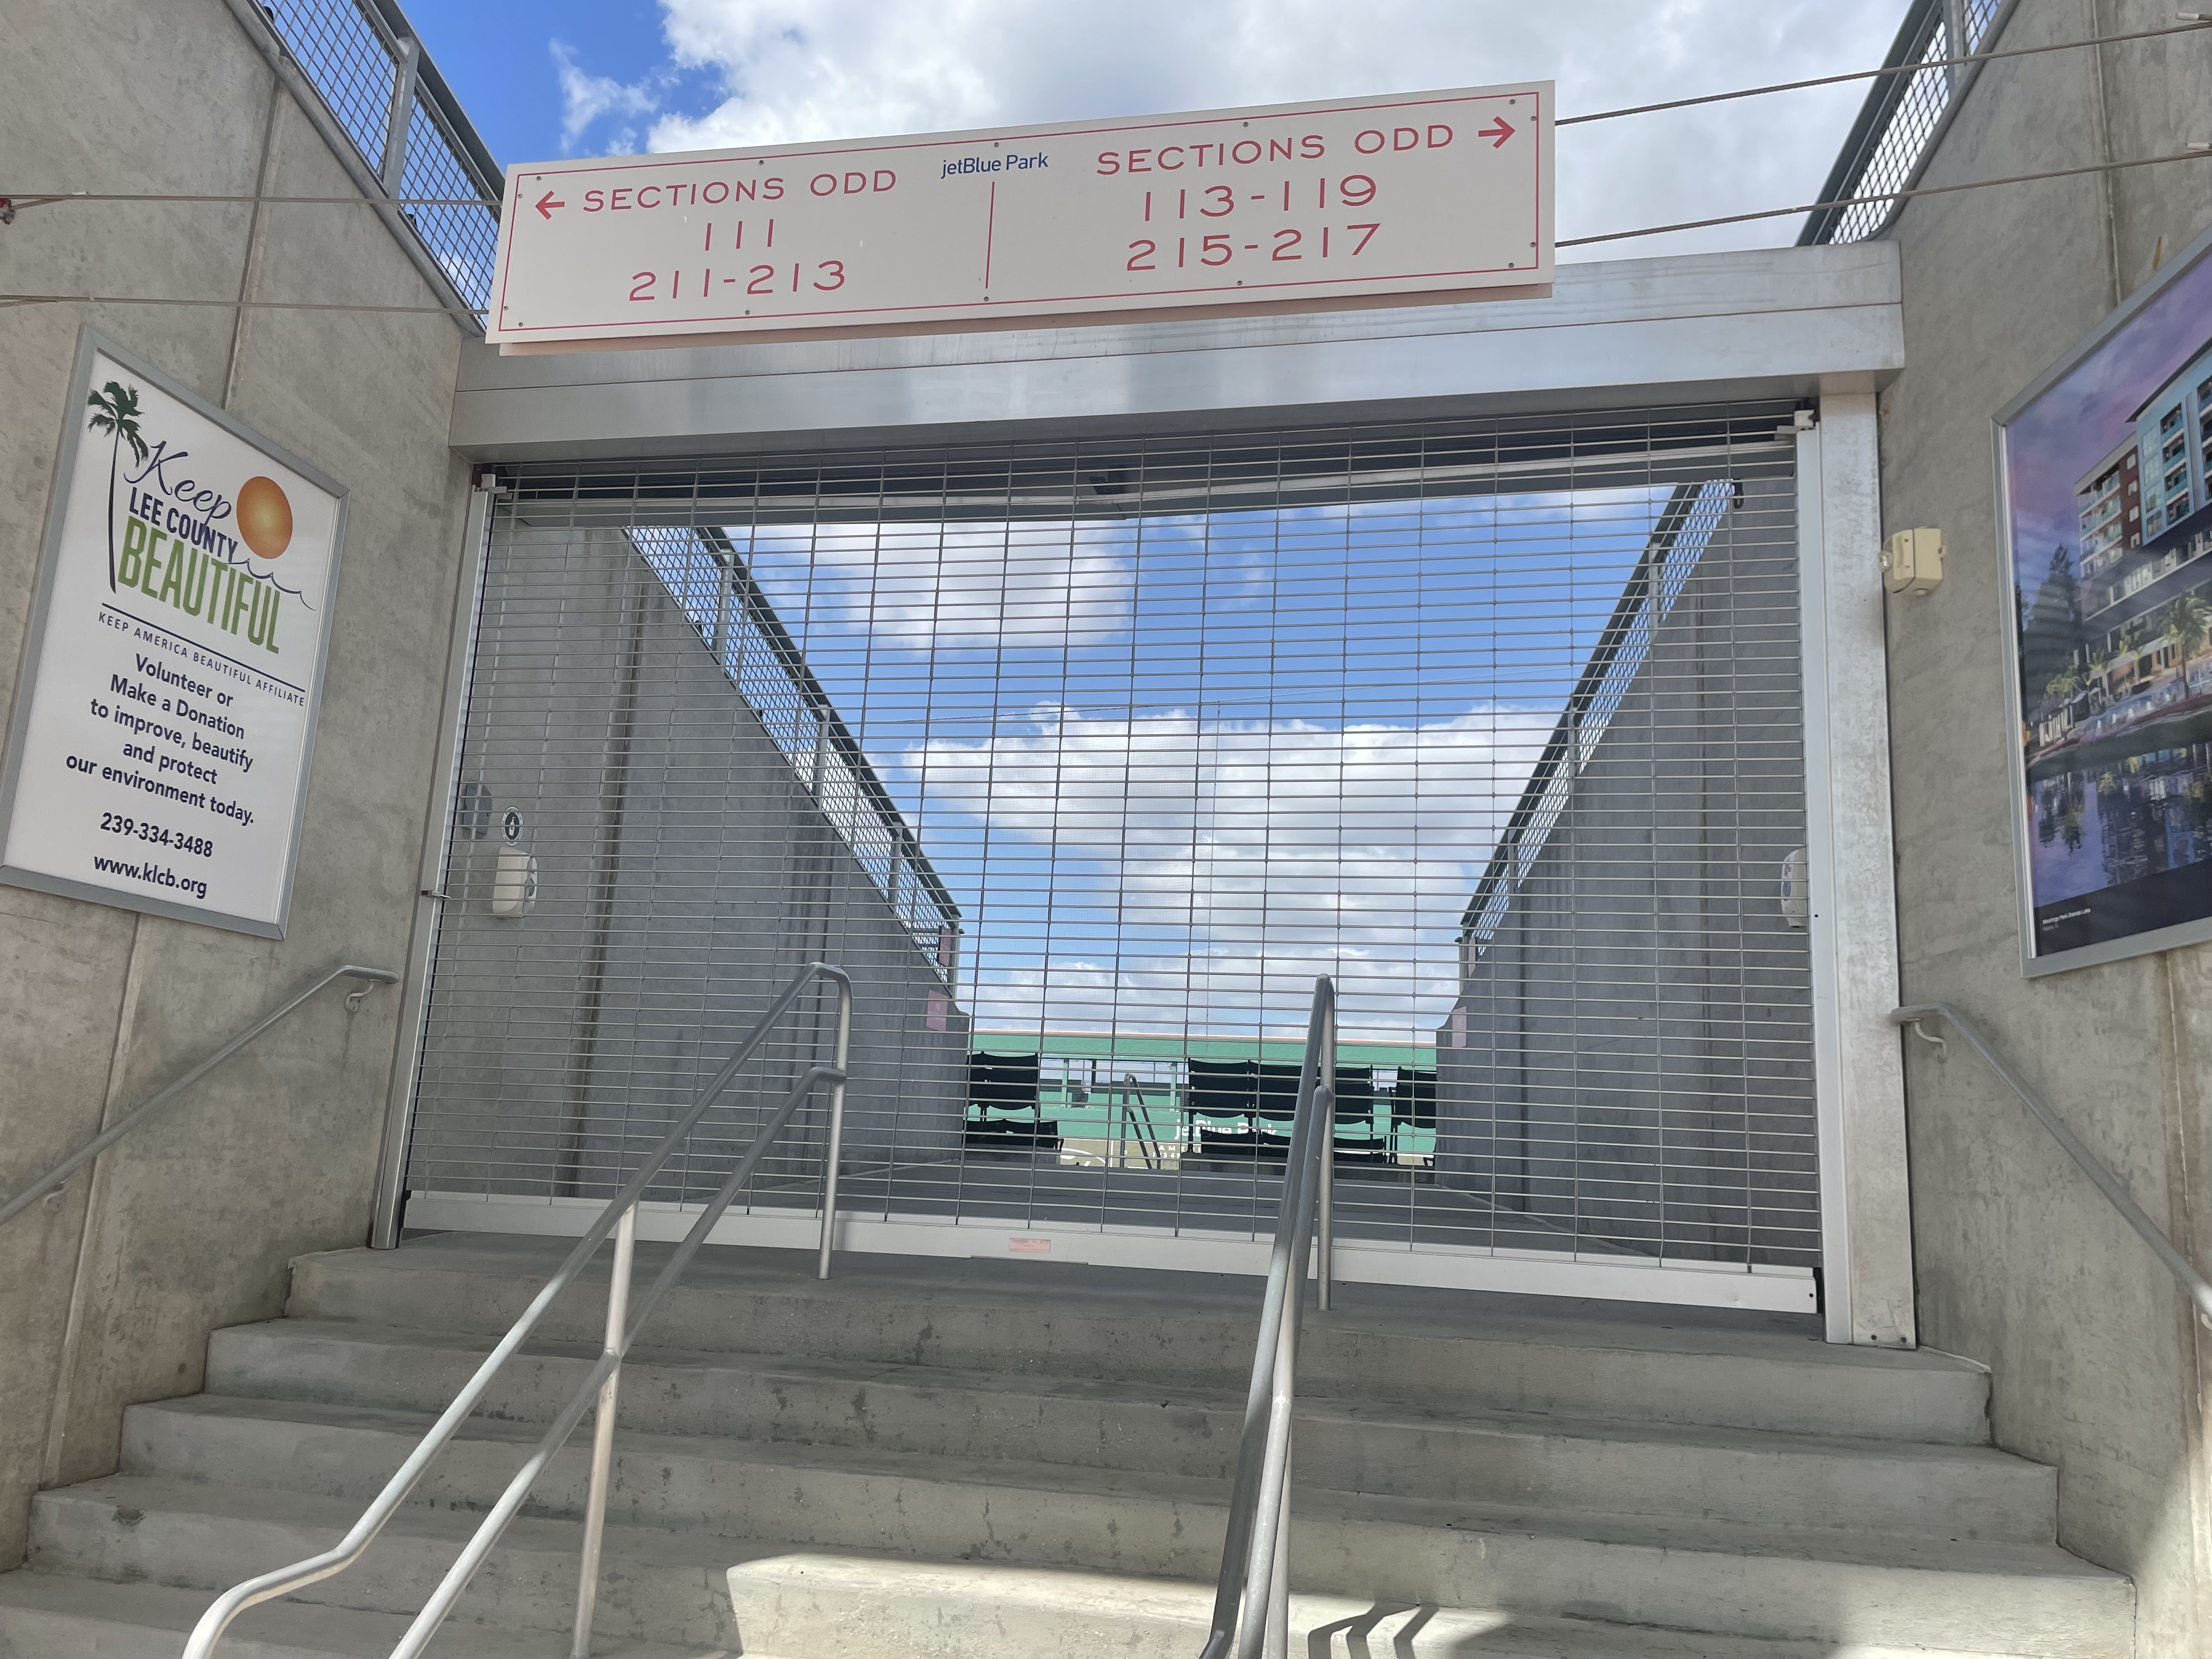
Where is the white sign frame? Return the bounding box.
[0,328,348,938]
[489,82,1553,353]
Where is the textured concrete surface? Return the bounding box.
[0,1572,718,1658]
[0,0,475,1568]
[1439,469,1819,1271]
[287,1233,1999,1439]
[717,1550,2080,1659]
[0,1566,2010,1659]
[403,525,969,1206]
[199,1322,2056,1538]
[1871,0,2212,1652]
[0,1238,2136,1656]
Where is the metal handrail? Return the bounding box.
[0,962,400,1229]
[1199,977,1336,1659]
[182,961,855,1659]
[1893,1002,2212,1329]
[1111,1074,1167,1170]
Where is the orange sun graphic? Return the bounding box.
[236,476,293,559]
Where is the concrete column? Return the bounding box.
[1798,392,1916,1346]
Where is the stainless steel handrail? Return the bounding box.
[1893,1002,2212,1328]
[182,961,855,1659]
[1200,976,1336,1659]
[0,962,400,1229]
[1111,1074,1167,1170]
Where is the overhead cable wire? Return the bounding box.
[4,10,2208,221]
[0,193,500,211]
[1556,15,2211,126]
[1556,144,2212,248]
[0,292,487,317]
[8,142,2209,315]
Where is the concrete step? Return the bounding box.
[204,1320,2056,1542]
[288,1235,1994,1442]
[721,1548,2074,1659]
[27,1478,748,1648]
[80,1407,2132,1655]
[0,1562,2016,1659]
[0,1571,723,1658]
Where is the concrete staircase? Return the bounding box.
[0,1231,2134,1658]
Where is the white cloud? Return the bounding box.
[907,702,1560,1037]
[617,0,1906,257]
[552,40,662,154]
[736,484,1668,1039]
[749,519,1143,650]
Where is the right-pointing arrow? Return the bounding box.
[1480,117,1515,149]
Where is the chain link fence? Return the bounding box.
[1801,0,2007,245]
[261,0,502,319]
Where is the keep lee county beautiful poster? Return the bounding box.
[0,338,345,937]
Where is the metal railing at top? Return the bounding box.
[1800,0,2008,245]
[241,0,502,321]
[1199,977,1336,1659]
[183,962,856,1659]
[1893,1003,2212,1329]
[0,963,399,1230]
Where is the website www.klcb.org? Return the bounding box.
[91,852,210,901]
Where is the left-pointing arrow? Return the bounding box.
[534,190,565,219]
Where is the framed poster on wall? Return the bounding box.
[1997,224,2212,975]
[0,329,347,938]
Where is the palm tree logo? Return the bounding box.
[86,381,147,593]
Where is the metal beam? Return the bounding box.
[450,245,1904,461]
[1798,395,1916,1347]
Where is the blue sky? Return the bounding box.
[404,2,681,165]
[646,482,1686,1041]
[402,0,1910,262]
[2007,251,2212,599]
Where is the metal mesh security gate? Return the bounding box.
[404,405,1819,1309]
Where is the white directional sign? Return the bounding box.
[488,82,1552,351]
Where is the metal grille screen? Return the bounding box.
[406,406,1817,1297]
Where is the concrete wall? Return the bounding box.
[1435,471,1816,1268]
[0,0,476,1566]
[1874,1,2212,1649]
[404,525,970,1212]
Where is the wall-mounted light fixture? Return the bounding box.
[490,806,538,917]
[1780,847,1810,929]
[1880,528,1945,597]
